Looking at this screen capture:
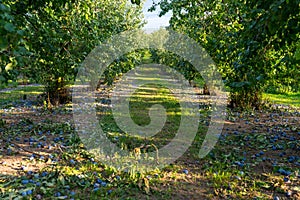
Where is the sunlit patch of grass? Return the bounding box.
[263,92,300,108]
[97,83,183,151]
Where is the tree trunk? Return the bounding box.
[203,83,210,95]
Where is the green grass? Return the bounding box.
[97,83,185,155]
[0,85,44,103]
[263,92,300,108]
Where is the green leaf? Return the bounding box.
[4,23,15,32]
[58,175,65,185]
[294,45,300,60]
[0,75,5,82]
[43,180,55,187]
[230,81,251,88]
[0,4,10,12]
[256,75,264,81]
[0,37,8,51]
[17,30,25,36]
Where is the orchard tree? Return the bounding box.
[151,0,300,109]
[4,0,144,105]
[0,1,29,86]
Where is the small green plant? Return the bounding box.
[0,118,6,127]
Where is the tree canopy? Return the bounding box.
[151,0,300,108]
